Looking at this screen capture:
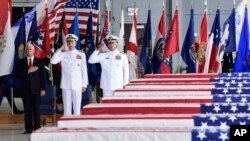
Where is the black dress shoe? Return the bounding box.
[14,110,23,114]
[23,131,32,134]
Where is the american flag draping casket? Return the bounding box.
[211,88,250,95]
[192,128,229,141]
[214,82,250,88]
[193,114,250,127]
[210,78,250,83]
[213,95,250,103]
[219,73,250,77]
[200,103,250,114]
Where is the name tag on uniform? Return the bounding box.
[105,57,110,59]
[115,55,121,60]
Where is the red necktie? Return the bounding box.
[28,58,32,68]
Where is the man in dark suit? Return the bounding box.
[17,43,46,134]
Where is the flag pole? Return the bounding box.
[233,0,235,8]
[217,0,220,9]
[191,0,194,9]
[76,1,78,12]
[44,1,53,85]
[205,0,207,11]
[176,0,178,9]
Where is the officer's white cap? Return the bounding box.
[65,34,78,41]
[106,35,118,43]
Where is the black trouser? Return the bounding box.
[22,91,41,132]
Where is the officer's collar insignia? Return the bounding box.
[76,55,82,59]
[115,55,121,60]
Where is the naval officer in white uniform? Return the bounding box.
[88,35,129,97]
[51,34,88,115]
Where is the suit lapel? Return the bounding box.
[24,57,28,69]
[33,58,37,66]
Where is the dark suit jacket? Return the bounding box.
[17,57,46,95]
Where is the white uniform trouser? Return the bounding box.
[62,89,82,115]
[103,89,114,97]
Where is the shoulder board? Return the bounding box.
[77,50,84,53]
[99,51,107,53]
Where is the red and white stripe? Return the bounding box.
[101,96,212,104]
[58,114,194,128]
[64,8,98,34]
[127,13,138,80]
[82,103,201,115]
[144,73,218,78]
[47,0,69,43]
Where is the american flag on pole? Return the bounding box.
[47,0,69,43]
[65,0,99,35]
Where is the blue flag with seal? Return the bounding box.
[181,9,196,73]
[83,11,101,86]
[27,10,38,43]
[3,14,26,99]
[234,7,249,72]
[140,9,152,74]
[224,8,236,53]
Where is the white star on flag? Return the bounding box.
[209,116,218,123]
[230,105,238,113]
[241,97,248,103]
[219,79,224,83]
[231,80,236,83]
[219,122,228,129]
[196,131,207,141]
[218,132,229,141]
[228,115,237,122]
[223,89,229,94]
[247,106,250,111]
[237,89,243,94]
[213,105,221,113]
[227,73,232,76]
[238,83,243,87]
[239,122,246,125]
[201,122,208,128]
[225,97,232,103]
[225,83,230,87]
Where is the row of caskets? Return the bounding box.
[32,73,250,141]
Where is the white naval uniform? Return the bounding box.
[88,49,129,97]
[51,49,88,115]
